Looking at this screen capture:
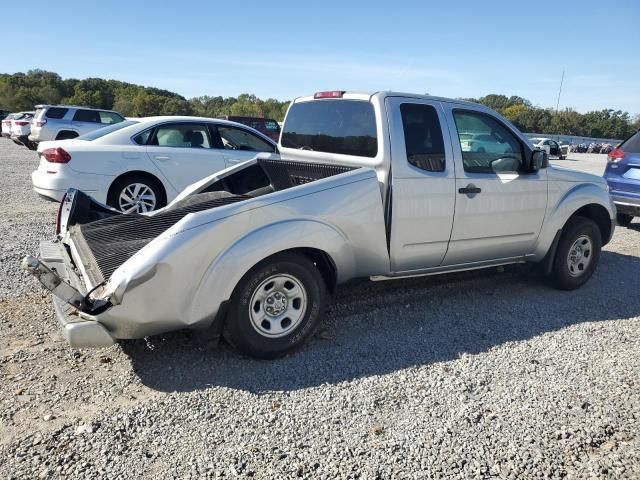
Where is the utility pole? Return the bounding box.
[555,70,565,113]
[555,70,565,142]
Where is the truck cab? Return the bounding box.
[279,91,614,275]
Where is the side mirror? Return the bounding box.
[530,149,548,172]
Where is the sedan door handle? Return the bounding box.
[154,155,171,161]
[458,184,482,196]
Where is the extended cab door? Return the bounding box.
[442,105,547,265]
[386,97,456,271]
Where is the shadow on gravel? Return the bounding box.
[122,250,640,393]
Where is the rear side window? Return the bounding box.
[400,103,446,172]
[282,100,377,157]
[45,107,68,119]
[73,109,101,123]
[621,131,640,153]
[133,129,152,145]
[99,111,124,125]
[214,125,275,152]
[264,120,280,132]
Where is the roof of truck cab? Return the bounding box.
[293,91,483,108]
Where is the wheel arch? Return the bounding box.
[535,183,615,261]
[107,170,168,207]
[187,220,359,328]
[569,203,612,246]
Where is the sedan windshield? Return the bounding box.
[77,120,139,141]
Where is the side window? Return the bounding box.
[151,123,211,148]
[46,107,68,119]
[453,110,523,173]
[73,109,101,123]
[264,120,280,132]
[99,111,123,124]
[133,129,152,145]
[400,103,446,172]
[216,126,275,152]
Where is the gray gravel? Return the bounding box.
[1,138,639,479]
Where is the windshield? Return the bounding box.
[76,120,139,141]
[282,100,378,157]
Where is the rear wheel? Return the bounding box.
[550,216,601,290]
[107,174,165,213]
[223,252,326,359]
[617,213,633,227]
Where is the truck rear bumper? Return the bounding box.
[52,295,115,348]
[25,240,115,348]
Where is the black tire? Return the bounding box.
[617,213,633,227]
[223,252,326,359]
[550,216,602,290]
[55,131,78,140]
[107,174,166,213]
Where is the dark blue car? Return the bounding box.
[604,130,640,226]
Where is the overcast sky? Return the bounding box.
[4,0,639,114]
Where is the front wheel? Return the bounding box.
[223,252,326,359]
[550,216,602,290]
[617,213,633,227]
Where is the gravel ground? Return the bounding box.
[0,139,639,479]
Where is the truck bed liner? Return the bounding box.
[70,159,357,284]
[72,193,250,284]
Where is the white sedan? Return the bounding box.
[529,137,568,159]
[31,116,280,212]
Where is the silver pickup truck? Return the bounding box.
[24,91,615,359]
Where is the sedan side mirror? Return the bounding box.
[529,149,548,172]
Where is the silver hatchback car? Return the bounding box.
[29,105,125,145]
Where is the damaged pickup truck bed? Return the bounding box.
[25,91,616,359]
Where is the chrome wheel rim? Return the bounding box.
[249,274,307,338]
[119,183,156,213]
[566,235,593,277]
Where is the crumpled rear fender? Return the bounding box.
[188,218,383,327]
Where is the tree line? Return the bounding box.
[462,94,639,140]
[1,70,638,139]
[0,70,290,121]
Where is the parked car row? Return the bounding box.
[21,90,620,359]
[1,105,126,150]
[1,105,283,151]
[2,111,35,145]
[570,142,616,154]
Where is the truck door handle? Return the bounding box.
[458,184,482,195]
